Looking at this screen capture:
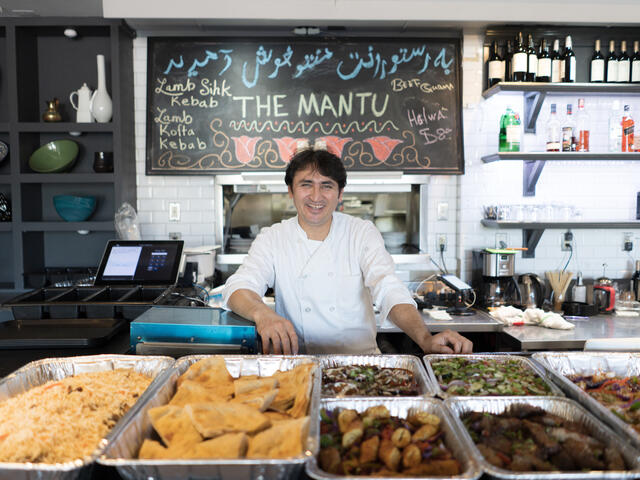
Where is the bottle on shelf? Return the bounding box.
[632,260,640,301]
[563,35,576,82]
[487,40,504,88]
[512,32,528,82]
[551,39,563,83]
[562,103,576,152]
[606,40,619,83]
[504,40,513,82]
[632,40,640,83]
[527,34,537,82]
[499,106,521,152]
[590,39,605,83]
[537,38,551,82]
[609,100,623,152]
[618,40,631,83]
[575,98,590,152]
[546,103,561,152]
[622,105,634,152]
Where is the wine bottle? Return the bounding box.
[563,35,576,82]
[632,40,640,83]
[487,40,504,88]
[504,40,514,82]
[562,104,576,152]
[546,104,561,152]
[527,34,537,81]
[512,32,528,82]
[618,40,631,83]
[590,39,605,82]
[551,39,562,83]
[606,40,618,83]
[575,98,590,152]
[537,38,551,82]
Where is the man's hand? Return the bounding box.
[227,289,299,355]
[422,329,473,354]
[254,312,299,355]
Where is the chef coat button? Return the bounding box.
[302,274,308,279]
[329,306,335,312]
[328,272,333,277]
[305,307,311,313]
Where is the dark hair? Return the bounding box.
[284,149,347,191]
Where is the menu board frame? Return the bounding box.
[145,34,464,175]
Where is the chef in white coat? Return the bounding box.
[223,149,473,355]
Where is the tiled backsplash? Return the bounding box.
[133,35,640,282]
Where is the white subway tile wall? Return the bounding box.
[132,35,640,279]
[133,38,217,248]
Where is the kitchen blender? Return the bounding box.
[472,249,521,308]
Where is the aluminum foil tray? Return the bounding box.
[423,354,564,398]
[445,396,640,480]
[317,354,435,397]
[532,351,640,449]
[0,354,175,480]
[99,354,321,480]
[306,396,481,480]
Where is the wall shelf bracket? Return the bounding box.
[523,91,546,133]
[523,160,546,196]
[522,228,544,258]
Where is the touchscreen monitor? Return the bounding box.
[94,240,184,285]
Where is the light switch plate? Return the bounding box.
[169,202,180,222]
[437,202,449,220]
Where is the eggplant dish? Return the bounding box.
[322,365,419,396]
[568,373,640,433]
[431,358,552,396]
[463,404,627,472]
[318,405,461,476]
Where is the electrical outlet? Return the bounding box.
[169,202,180,222]
[495,233,508,249]
[561,230,573,251]
[623,232,634,252]
[437,234,447,252]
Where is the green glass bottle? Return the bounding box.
[499,106,521,152]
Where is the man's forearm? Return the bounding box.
[387,303,431,350]
[227,289,275,325]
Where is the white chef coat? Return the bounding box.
[222,212,416,354]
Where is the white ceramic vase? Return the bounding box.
[90,54,112,123]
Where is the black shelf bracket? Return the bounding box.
[522,228,544,258]
[523,160,546,196]
[523,91,546,133]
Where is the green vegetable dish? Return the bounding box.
[431,357,552,396]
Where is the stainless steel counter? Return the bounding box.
[503,314,640,351]
[377,309,502,333]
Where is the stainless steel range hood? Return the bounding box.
[214,172,430,267]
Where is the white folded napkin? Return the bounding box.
[490,306,575,330]
[424,308,452,321]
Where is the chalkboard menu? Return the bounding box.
[146,36,463,175]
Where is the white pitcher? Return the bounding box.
[90,54,113,123]
[69,83,93,123]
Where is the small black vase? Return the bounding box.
[93,151,114,173]
[0,193,11,222]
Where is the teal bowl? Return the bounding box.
[53,195,96,222]
[29,140,79,173]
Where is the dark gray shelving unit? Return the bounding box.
[0,18,136,292]
[481,219,640,258]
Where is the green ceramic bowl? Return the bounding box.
[29,140,79,173]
